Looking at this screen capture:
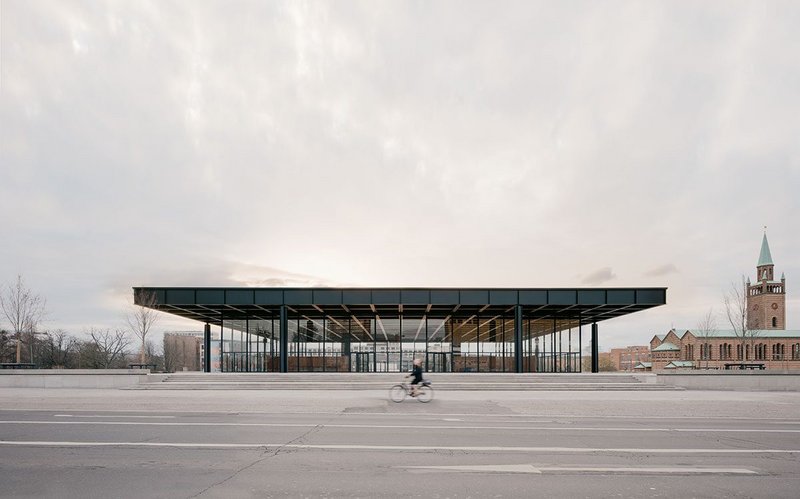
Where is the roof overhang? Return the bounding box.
[133,287,666,328]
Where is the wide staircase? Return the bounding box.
[132,372,681,390]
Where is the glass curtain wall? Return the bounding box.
[220,316,280,372]
[249,319,279,372]
[375,316,400,372]
[446,313,516,372]
[401,315,426,372]
[426,316,452,372]
[218,311,581,373]
[521,318,581,373]
[287,315,350,372]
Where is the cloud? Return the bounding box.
[227,262,342,288]
[581,268,617,285]
[644,264,679,277]
[0,1,798,347]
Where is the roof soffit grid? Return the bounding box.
[161,304,220,321]
[577,304,652,324]
[223,304,249,315]
[253,305,281,316]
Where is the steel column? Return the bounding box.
[514,305,523,373]
[591,322,599,373]
[203,323,211,373]
[280,305,288,373]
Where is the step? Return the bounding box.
[131,383,681,391]
[130,372,674,390]
[160,374,645,382]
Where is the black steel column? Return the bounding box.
[514,305,523,373]
[203,323,211,373]
[591,322,599,373]
[280,305,288,373]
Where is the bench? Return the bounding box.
[724,363,766,370]
[0,363,37,369]
[128,363,157,370]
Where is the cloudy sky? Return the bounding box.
[1,1,798,349]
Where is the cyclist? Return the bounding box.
[406,358,424,396]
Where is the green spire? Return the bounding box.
[758,232,773,267]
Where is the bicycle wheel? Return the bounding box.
[416,385,433,403]
[389,384,407,402]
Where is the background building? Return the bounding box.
[163,331,204,372]
[649,328,800,370]
[649,231,795,370]
[747,232,786,330]
[609,346,651,371]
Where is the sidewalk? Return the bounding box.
[2,387,800,419]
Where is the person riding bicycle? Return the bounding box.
[406,358,424,396]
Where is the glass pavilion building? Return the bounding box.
[134,287,666,374]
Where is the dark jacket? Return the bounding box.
[410,365,423,384]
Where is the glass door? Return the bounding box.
[351,352,375,372]
[426,352,451,372]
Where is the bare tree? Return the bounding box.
[84,328,132,369]
[0,275,46,363]
[0,329,15,363]
[40,330,79,369]
[127,290,160,364]
[145,339,164,371]
[695,308,717,369]
[723,277,759,363]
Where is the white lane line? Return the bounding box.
[1,421,799,434]
[53,415,175,419]
[2,409,796,422]
[0,440,798,454]
[402,464,758,474]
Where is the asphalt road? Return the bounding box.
[1,388,799,498]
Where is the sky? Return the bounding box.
[1,1,798,350]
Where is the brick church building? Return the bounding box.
[646,232,799,371]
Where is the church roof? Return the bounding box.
[758,232,774,266]
[681,329,800,339]
[652,342,680,351]
[664,361,694,369]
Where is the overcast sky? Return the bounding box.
[1,1,798,349]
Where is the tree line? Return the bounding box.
[0,275,165,369]
[0,327,164,369]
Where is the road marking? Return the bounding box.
[0,440,798,454]
[53,414,175,419]
[402,464,759,475]
[1,409,797,422]
[1,421,798,434]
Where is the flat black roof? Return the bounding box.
[134,287,666,326]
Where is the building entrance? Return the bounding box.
[351,352,374,372]
[426,352,451,372]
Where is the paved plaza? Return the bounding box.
[1,387,799,498]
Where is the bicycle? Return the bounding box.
[389,379,433,403]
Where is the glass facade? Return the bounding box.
[216,311,582,373]
[134,287,666,375]
[216,318,279,372]
[521,318,581,373]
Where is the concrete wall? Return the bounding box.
[3,370,800,391]
[657,371,800,391]
[0,369,151,388]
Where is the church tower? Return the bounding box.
[746,231,786,329]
